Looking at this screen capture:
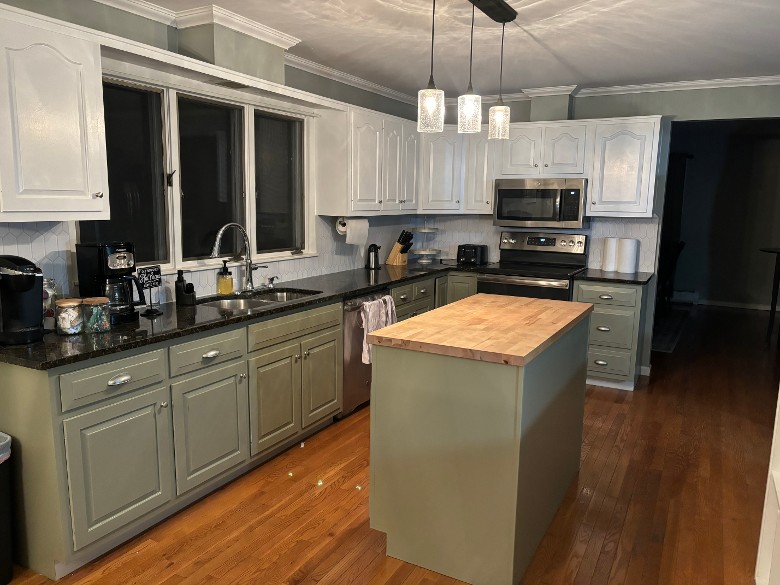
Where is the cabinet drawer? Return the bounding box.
[60,349,166,412]
[587,347,632,377]
[577,284,637,307]
[397,298,434,321]
[391,284,413,306]
[248,303,341,353]
[589,308,636,349]
[413,279,435,302]
[169,329,246,377]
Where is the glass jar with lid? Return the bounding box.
[55,299,83,335]
[42,278,56,330]
[83,297,111,333]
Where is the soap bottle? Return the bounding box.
[217,261,234,295]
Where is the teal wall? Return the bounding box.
[1,0,176,50]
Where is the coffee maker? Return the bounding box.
[76,242,146,325]
[0,256,44,345]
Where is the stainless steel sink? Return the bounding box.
[201,298,272,312]
[251,289,321,302]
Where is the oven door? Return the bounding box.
[476,274,571,301]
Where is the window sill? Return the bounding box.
[160,251,318,276]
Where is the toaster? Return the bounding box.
[457,244,488,265]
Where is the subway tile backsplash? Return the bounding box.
[0,213,658,302]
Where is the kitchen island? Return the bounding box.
[368,294,593,585]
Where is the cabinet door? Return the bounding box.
[350,110,383,212]
[382,117,403,211]
[248,342,302,456]
[0,21,108,215]
[542,124,587,174]
[63,387,173,550]
[463,132,493,213]
[171,362,249,495]
[447,275,478,304]
[588,121,657,216]
[420,128,462,211]
[300,328,342,428]
[435,275,449,308]
[500,125,542,175]
[400,122,419,211]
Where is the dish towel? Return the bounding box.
[360,295,397,364]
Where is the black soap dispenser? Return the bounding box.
[175,270,197,306]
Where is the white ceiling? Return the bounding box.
[152,0,780,98]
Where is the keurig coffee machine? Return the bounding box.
[76,242,146,325]
[0,255,44,345]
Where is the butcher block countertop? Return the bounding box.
[367,294,593,367]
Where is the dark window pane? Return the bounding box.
[79,83,167,264]
[178,97,244,260]
[255,113,304,253]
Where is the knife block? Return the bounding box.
[385,242,408,266]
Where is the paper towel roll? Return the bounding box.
[616,238,640,273]
[343,218,369,247]
[601,238,619,272]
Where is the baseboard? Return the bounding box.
[586,377,636,391]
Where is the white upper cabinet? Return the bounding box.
[350,110,383,212]
[381,117,403,211]
[463,130,493,214]
[501,125,543,175]
[0,19,109,221]
[498,123,587,177]
[420,127,462,211]
[587,118,662,217]
[400,121,419,211]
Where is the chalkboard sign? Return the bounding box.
[137,266,162,289]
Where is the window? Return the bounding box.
[254,112,304,253]
[79,83,167,264]
[178,96,244,261]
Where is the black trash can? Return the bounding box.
[0,433,11,585]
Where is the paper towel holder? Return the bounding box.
[336,217,347,236]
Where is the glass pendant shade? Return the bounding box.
[488,104,510,140]
[457,93,482,133]
[418,88,445,133]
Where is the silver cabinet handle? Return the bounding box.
[378,200,382,204]
[599,294,614,300]
[294,354,300,362]
[239,373,247,381]
[399,294,408,300]
[93,192,104,199]
[202,349,221,359]
[107,373,132,387]
[419,288,427,294]
[596,326,611,332]
[486,201,490,204]
[303,351,310,359]
[544,163,549,167]
[160,401,169,408]
[534,164,539,167]
[456,200,460,204]
[592,200,596,205]
[594,360,608,366]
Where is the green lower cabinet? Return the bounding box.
[301,328,342,428]
[170,362,249,495]
[446,274,477,305]
[248,342,302,456]
[63,387,173,551]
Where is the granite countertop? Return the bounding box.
[0,264,451,371]
[575,269,654,285]
[367,294,593,367]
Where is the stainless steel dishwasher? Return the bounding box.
[342,292,387,416]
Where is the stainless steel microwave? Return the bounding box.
[493,178,588,229]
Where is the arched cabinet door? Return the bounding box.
[588,121,658,216]
[0,20,108,218]
[350,110,383,212]
[500,125,542,175]
[420,128,462,211]
[542,124,587,174]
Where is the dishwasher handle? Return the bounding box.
[344,292,389,312]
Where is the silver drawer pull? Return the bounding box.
[594,360,608,366]
[419,288,427,294]
[202,349,221,359]
[399,295,408,301]
[294,354,300,362]
[107,373,132,387]
[596,326,611,332]
[598,294,614,300]
[160,401,169,408]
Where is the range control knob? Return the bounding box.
[560,241,567,247]
[576,241,584,247]
[502,239,509,244]
[509,238,517,244]
[568,240,575,247]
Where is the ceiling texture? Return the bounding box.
[152,0,780,98]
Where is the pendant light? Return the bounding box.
[458,5,482,133]
[418,0,445,133]
[489,23,510,140]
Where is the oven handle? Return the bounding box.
[476,274,570,289]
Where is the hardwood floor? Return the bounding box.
[11,306,780,585]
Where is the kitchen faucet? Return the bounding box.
[210,223,264,292]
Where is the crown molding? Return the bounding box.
[522,85,579,98]
[91,0,177,25]
[285,54,417,105]
[176,5,300,50]
[443,92,530,106]
[578,75,780,97]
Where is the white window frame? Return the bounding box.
[77,56,320,277]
